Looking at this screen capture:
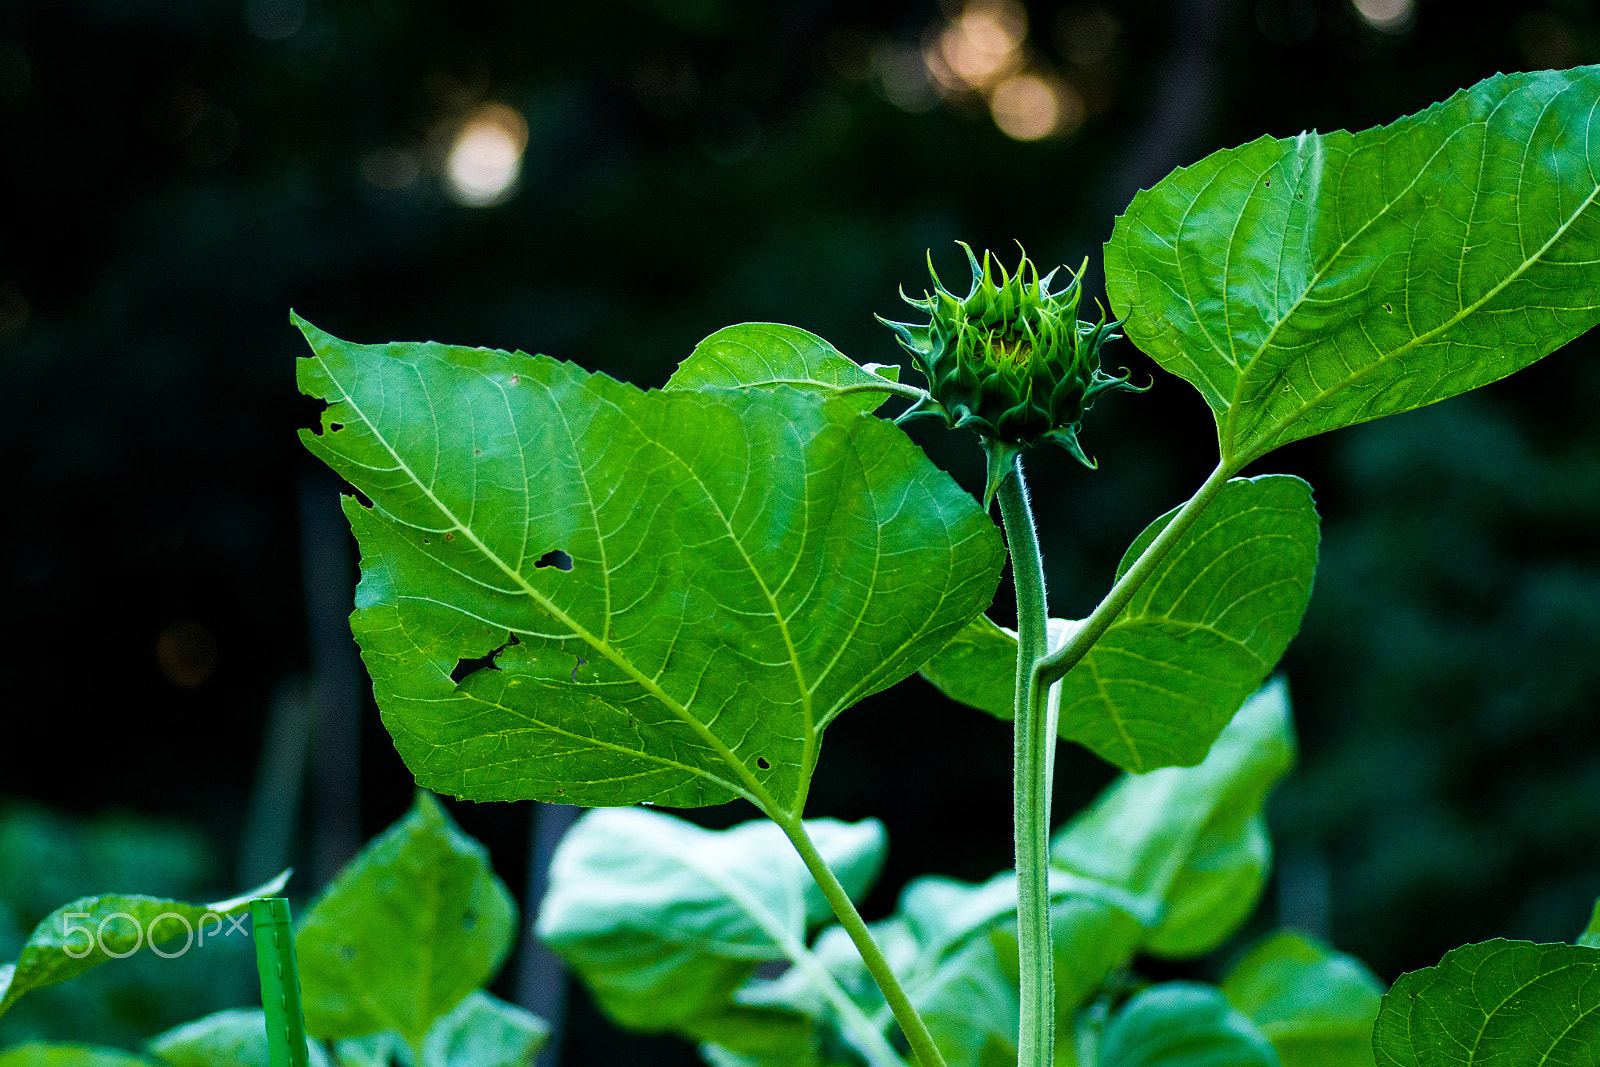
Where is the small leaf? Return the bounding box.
[0,1044,156,1067]
[1580,898,1600,949]
[295,792,516,1048]
[295,317,1003,816]
[147,1009,332,1067]
[1106,66,1600,467]
[1095,983,1280,1067]
[536,808,883,1049]
[1053,680,1295,959]
[420,992,548,1067]
[1222,931,1384,1067]
[1059,475,1317,772]
[667,323,901,414]
[0,870,289,1020]
[1372,939,1600,1067]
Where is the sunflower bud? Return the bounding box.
[879,243,1143,505]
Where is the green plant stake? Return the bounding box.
[251,897,309,1067]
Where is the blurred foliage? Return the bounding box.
[0,805,255,1052]
[0,0,1598,1063]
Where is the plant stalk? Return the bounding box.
[1035,458,1235,688]
[994,449,1054,1067]
[251,896,310,1067]
[777,816,948,1067]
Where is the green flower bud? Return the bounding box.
[879,243,1144,505]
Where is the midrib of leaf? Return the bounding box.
[313,354,787,817]
[1223,97,1600,464]
[622,403,817,803]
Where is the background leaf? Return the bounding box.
[536,808,883,1057]
[1372,939,1600,1067]
[1106,66,1600,467]
[296,318,1004,815]
[1053,680,1296,959]
[295,793,515,1048]
[1094,983,1280,1067]
[0,871,288,1021]
[1222,931,1383,1067]
[146,1010,332,1067]
[419,992,548,1067]
[1057,476,1317,772]
[1581,899,1600,949]
[0,1046,154,1067]
[666,324,900,415]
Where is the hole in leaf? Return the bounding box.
[451,635,519,683]
[572,656,587,683]
[329,422,344,431]
[756,756,770,770]
[444,532,455,541]
[535,549,573,571]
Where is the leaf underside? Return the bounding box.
[923,477,1318,773]
[1058,475,1319,772]
[1107,65,1600,466]
[295,317,1004,817]
[1373,939,1600,1067]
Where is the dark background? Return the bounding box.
[3,0,1600,1062]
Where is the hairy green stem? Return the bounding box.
[994,450,1054,1067]
[1034,458,1235,688]
[777,816,948,1067]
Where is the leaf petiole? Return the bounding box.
[1034,458,1236,689]
[775,816,948,1067]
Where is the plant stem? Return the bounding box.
[777,816,948,1067]
[1034,458,1234,688]
[994,449,1054,1067]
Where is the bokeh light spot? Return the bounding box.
[991,74,1075,140]
[937,0,1028,90]
[156,622,219,688]
[1351,0,1414,33]
[445,103,527,207]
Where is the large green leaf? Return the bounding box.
[667,323,901,415]
[536,808,883,1055]
[295,792,516,1048]
[147,1010,332,1067]
[295,317,1003,815]
[1059,475,1317,772]
[0,871,289,1020]
[1372,939,1600,1067]
[921,477,1316,773]
[1106,66,1600,468]
[1094,983,1280,1067]
[1052,680,1295,959]
[1222,932,1383,1067]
